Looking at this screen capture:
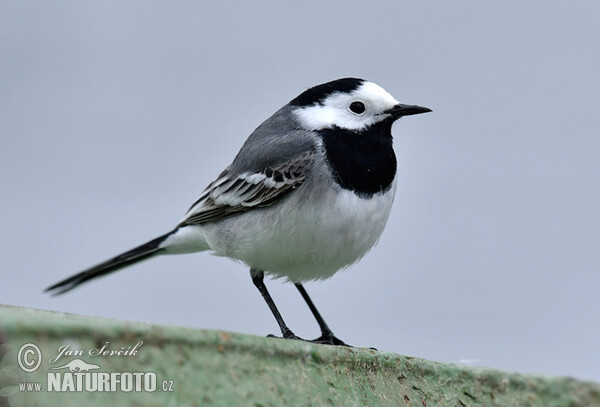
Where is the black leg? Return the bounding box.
[250,269,302,340]
[295,283,351,347]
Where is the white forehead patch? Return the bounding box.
[293,81,399,131]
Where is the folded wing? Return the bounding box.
[179,150,316,227]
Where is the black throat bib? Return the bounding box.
[319,121,397,198]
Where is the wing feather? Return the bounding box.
[178,150,315,227]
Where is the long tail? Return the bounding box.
[45,230,176,295]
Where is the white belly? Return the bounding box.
[199,178,397,282]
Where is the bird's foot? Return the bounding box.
[266,329,356,348]
[266,328,305,341]
[309,332,352,347]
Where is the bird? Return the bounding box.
[46,77,431,346]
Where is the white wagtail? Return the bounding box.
[47,78,430,346]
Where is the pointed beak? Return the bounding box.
[385,103,432,118]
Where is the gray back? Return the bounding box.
[228,105,320,175]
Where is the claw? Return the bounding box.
[310,332,352,347]
[266,332,306,341]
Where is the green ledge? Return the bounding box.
[0,304,598,407]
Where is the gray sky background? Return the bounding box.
[2,2,599,383]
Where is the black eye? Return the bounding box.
[349,101,365,114]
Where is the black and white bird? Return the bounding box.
[47,78,430,346]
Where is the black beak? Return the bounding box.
[385,104,432,118]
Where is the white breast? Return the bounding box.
[200,177,397,282]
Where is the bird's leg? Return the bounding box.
[250,269,303,341]
[294,283,351,347]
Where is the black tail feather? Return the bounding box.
[46,230,175,295]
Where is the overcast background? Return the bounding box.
[1,1,599,383]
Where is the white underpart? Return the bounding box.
[162,177,397,282]
[293,81,399,131]
[160,225,212,254]
[227,178,397,281]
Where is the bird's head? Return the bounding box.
[290,78,431,132]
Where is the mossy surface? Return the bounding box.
[1,304,599,407]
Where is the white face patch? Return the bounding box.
[293,81,399,131]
